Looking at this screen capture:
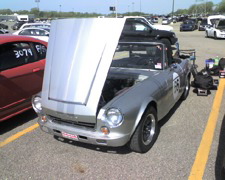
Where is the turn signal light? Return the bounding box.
[41,116,47,123]
[100,126,110,135]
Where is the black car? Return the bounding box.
[11,21,26,30]
[0,23,8,29]
[180,19,198,31]
[120,18,178,46]
[198,19,208,31]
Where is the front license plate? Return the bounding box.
[62,132,78,141]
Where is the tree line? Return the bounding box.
[175,0,225,15]
[0,0,225,18]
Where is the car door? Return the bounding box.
[122,20,154,40]
[155,50,183,114]
[208,26,214,37]
[0,41,46,121]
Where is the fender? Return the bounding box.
[130,97,157,137]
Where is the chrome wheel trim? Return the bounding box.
[142,114,156,145]
[184,78,189,95]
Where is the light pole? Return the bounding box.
[35,0,40,18]
[115,0,118,18]
[171,0,175,22]
[140,0,142,15]
[132,2,135,12]
[59,4,62,17]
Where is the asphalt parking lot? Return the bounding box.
[1,21,225,180]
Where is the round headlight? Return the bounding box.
[32,96,42,113]
[105,108,123,127]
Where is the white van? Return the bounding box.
[17,15,29,22]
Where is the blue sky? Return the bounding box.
[0,0,222,14]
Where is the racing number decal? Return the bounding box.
[173,72,180,99]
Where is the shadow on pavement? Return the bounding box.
[54,135,132,155]
[159,99,182,127]
[215,114,225,180]
[0,109,37,135]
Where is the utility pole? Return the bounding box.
[140,0,142,15]
[172,0,174,21]
[35,0,40,17]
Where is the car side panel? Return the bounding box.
[0,60,44,121]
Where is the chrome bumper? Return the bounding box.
[38,117,131,147]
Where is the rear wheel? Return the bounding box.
[129,106,159,153]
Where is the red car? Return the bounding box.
[0,35,47,121]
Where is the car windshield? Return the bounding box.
[183,20,194,24]
[217,19,225,29]
[111,43,164,70]
[201,19,207,25]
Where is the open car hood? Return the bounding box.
[41,18,126,116]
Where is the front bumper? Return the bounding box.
[180,27,194,31]
[217,33,225,38]
[38,116,131,147]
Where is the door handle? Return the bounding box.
[33,68,40,72]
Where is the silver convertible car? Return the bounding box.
[32,18,192,153]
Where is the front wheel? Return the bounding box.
[129,107,159,153]
[180,76,190,100]
[214,32,218,39]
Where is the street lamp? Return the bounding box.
[171,0,175,22]
[140,0,142,14]
[35,0,40,18]
[35,0,40,10]
[115,0,118,18]
[132,2,135,12]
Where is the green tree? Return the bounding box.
[0,9,12,15]
[216,0,225,13]
[30,7,39,17]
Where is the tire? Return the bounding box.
[214,32,218,39]
[206,31,209,38]
[180,76,190,100]
[129,106,159,153]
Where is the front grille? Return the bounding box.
[48,115,96,129]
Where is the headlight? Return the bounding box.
[32,96,42,113]
[105,108,123,127]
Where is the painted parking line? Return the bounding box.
[0,123,39,148]
[189,79,225,180]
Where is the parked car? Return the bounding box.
[151,17,158,23]
[0,23,9,33]
[198,18,208,31]
[162,18,171,25]
[121,17,177,46]
[121,16,173,31]
[19,23,51,30]
[205,19,225,39]
[13,28,50,42]
[0,35,47,122]
[180,19,198,31]
[0,23,8,30]
[32,18,192,153]
[11,21,26,30]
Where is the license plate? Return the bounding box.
[62,132,78,140]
